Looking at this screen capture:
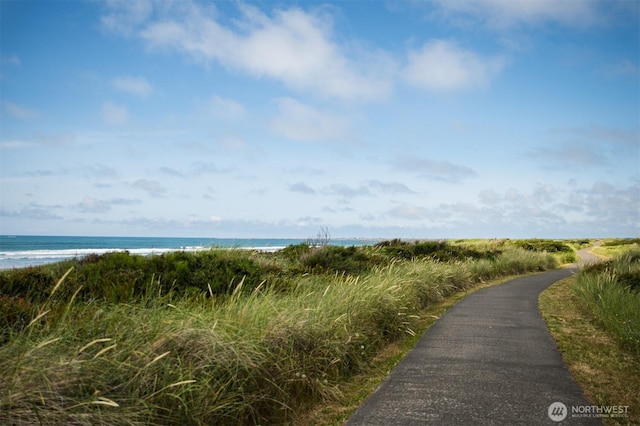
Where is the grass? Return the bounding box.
[574,250,640,353]
[0,240,562,424]
[593,239,640,259]
[539,247,640,425]
[294,273,526,425]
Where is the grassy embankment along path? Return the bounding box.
[297,271,557,425]
[0,239,583,424]
[539,240,640,425]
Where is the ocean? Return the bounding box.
[0,235,380,270]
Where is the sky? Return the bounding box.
[0,0,639,239]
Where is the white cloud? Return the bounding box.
[103,2,529,99]
[209,95,246,121]
[270,97,350,142]
[218,135,248,151]
[294,216,324,227]
[103,1,393,100]
[323,184,371,199]
[3,101,39,120]
[35,131,77,146]
[532,141,608,169]
[83,164,119,180]
[284,166,324,176]
[0,132,76,149]
[604,58,640,78]
[190,162,221,176]
[101,101,129,125]
[368,180,414,194]
[478,189,501,204]
[472,180,640,236]
[387,203,431,221]
[75,197,112,213]
[0,206,63,221]
[535,125,640,169]
[532,184,556,204]
[112,76,153,97]
[1,139,36,149]
[159,167,185,178]
[392,156,477,182]
[289,182,316,194]
[100,0,153,36]
[584,180,640,224]
[551,125,640,149]
[1,54,21,66]
[404,40,505,92]
[132,178,167,197]
[431,0,600,29]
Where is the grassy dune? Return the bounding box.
[1,239,563,424]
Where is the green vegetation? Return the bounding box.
[602,238,640,247]
[594,238,640,259]
[574,250,640,353]
[511,239,578,264]
[376,239,497,262]
[540,244,640,425]
[0,250,265,304]
[301,273,528,425]
[0,239,562,424]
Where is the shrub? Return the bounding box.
[493,247,558,274]
[300,245,372,274]
[618,270,640,292]
[278,243,312,263]
[377,239,443,260]
[376,239,496,262]
[513,239,573,253]
[0,250,267,304]
[0,267,55,302]
[566,239,592,249]
[141,250,264,297]
[71,251,147,302]
[0,295,34,344]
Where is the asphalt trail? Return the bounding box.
[346,267,601,425]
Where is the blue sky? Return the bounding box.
[1,0,638,239]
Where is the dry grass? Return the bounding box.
[539,276,640,425]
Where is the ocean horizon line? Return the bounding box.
[1,234,384,241]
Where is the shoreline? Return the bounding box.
[0,237,383,271]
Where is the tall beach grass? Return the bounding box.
[1,243,558,424]
[574,249,640,354]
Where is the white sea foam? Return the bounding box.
[0,246,213,270]
[0,246,208,260]
[0,246,292,269]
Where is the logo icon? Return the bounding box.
[548,402,568,422]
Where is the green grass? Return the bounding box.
[298,272,531,425]
[540,245,640,425]
[593,240,640,259]
[574,249,640,353]
[0,241,560,425]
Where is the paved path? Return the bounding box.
[346,267,601,425]
[576,246,602,268]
